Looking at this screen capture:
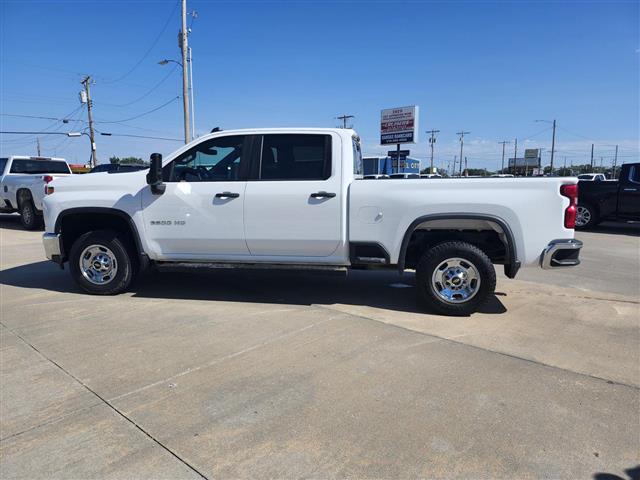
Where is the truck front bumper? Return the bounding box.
[540,239,583,269]
[43,233,64,265]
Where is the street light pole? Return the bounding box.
[188,46,195,138]
[499,140,510,173]
[180,0,190,143]
[550,119,556,174]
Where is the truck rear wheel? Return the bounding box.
[415,241,496,316]
[19,198,42,230]
[69,230,134,295]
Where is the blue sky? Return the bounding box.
[1,0,638,170]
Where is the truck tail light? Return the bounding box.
[560,183,578,229]
[43,175,54,195]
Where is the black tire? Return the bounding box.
[68,230,134,295]
[575,203,599,230]
[19,198,42,230]
[415,241,496,316]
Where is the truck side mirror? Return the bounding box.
[146,153,166,195]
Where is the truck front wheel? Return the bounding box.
[415,241,496,316]
[575,204,599,229]
[69,230,134,295]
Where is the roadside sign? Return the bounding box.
[525,149,539,159]
[380,106,419,145]
[388,150,410,158]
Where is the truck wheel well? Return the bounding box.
[404,229,507,270]
[398,216,518,277]
[57,211,142,263]
[16,189,33,206]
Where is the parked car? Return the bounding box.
[0,156,72,229]
[89,163,148,174]
[576,163,640,228]
[42,128,582,315]
[577,173,606,181]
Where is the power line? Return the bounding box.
[102,0,180,85]
[108,64,179,107]
[0,106,84,123]
[557,126,592,141]
[94,96,180,124]
[100,133,182,142]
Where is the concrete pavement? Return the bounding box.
[1,214,639,479]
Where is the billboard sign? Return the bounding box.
[380,106,419,145]
[524,149,540,159]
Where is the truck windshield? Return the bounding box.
[10,159,70,174]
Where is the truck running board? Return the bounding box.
[155,262,349,274]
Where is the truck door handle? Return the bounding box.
[215,191,240,199]
[310,191,336,199]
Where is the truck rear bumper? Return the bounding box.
[540,239,583,269]
[43,233,64,265]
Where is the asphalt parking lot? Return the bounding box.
[0,214,638,479]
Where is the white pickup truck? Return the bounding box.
[42,128,582,315]
[0,156,72,229]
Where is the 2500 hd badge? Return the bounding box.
[150,220,186,226]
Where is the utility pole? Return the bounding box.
[81,76,98,168]
[590,143,594,169]
[613,145,618,179]
[36,137,41,156]
[426,129,439,173]
[188,46,195,138]
[513,138,518,175]
[452,155,457,176]
[464,156,468,176]
[457,131,470,176]
[550,119,556,174]
[499,140,510,173]
[179,0,190,143]
[336,114,354,129]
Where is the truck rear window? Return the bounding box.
[9,159,70,174]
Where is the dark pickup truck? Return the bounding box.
[576,162,640,228]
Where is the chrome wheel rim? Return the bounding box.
[431,257,481,304]
[79,244,118,285]
[576,206,591,227]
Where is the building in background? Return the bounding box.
[507,149,543,176]
[363,156,420,175]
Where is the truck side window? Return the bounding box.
[0,158,7,175]
[629,166,640,184]
[163,135,245,182]
[259,134,331,181]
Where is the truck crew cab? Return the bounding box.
[42,128,582,315]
